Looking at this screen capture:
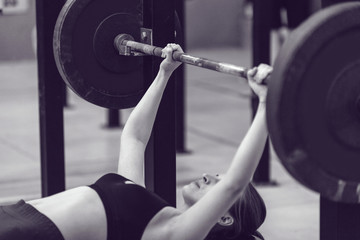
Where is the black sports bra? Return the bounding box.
[89,173,170,240]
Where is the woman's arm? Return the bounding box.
[168,64,272,240]
[224,64,271,188]
[117,44,183,187]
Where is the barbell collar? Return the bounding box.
[115,34,249,79]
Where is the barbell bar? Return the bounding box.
[114,33,250,79]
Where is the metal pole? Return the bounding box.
[36,0,66,197]
[105,109,122,128]
[174,3,188,153]
[252,0,272,184]
[143,0,177,207]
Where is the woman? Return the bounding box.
[0,44,271,240]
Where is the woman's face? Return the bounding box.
[182,173,221,206]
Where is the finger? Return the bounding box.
[169,44,184,55]
[258,64,273,75]
[161,47,169,58]
[258,64,273,76]
[172,44,183,53]
[254,73,266,84]
[162,45,173,59]
[247,67,258,79]
[254,66,272,84]
[167,43,177,51]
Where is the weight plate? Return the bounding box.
[54,0,144,109]
[268,2,360,203]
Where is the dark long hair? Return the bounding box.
[204,182,266,240]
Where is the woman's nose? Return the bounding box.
[202,173,219,184]
[202,173,210,184]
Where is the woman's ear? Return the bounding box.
[218,213,234,226]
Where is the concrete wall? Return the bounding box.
[0,0,36,61]
[185,0,250,49]
[0,0,248,61]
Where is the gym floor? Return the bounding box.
[0,47,318,239]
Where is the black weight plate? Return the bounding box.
[268,2,360,203]
[54,0,144,109]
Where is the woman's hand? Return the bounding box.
[160,43,183,74]
[247,63,272,103]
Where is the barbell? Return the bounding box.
[53,0,360,203]
[113,33,250,79]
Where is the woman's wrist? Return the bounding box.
[258,98,266,104]
[257,101,266,111]
[158,68,173,79]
